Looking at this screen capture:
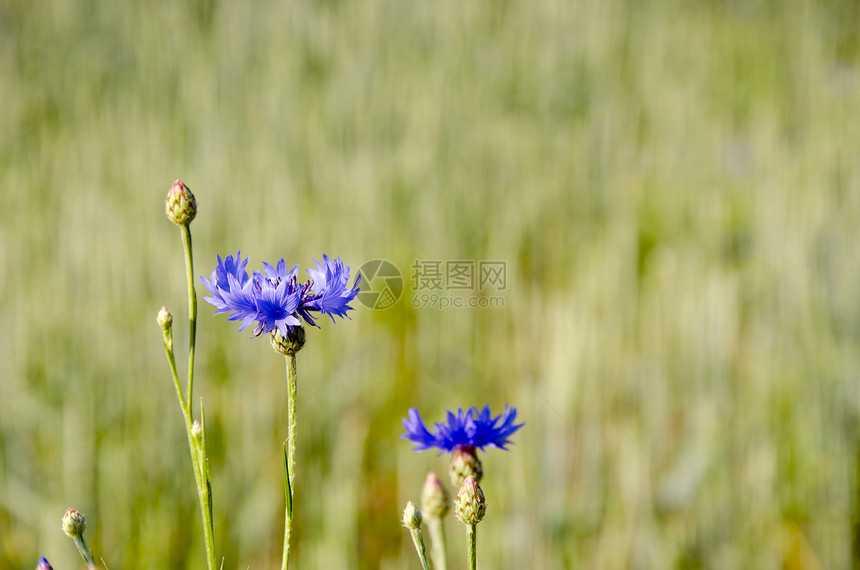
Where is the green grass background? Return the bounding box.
[2,0,860,568]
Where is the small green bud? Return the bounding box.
[270,327,306,356]
[402,501,422,530]
[455,476,486,526]
[157,306,174,350]
[157,306,173,329]
[165,179,197,226]
[191,420,203,445]
[62,508,86,538]
[421,472,449,519]
[449,445,483,488]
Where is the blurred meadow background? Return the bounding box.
[2,0,860,568]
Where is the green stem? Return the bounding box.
[281,353,298,570]
[426,516,448,570]
[161,337,214,569]
[163,224,214,570]
[162,337,185,410]
[180,224,197,403]
[72,535,98,570]
[178,396,216,570]
[467,524,477,570]
[409,528,432,570]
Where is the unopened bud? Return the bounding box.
[157,306,173,329]
[191,420,203,445]
[455,476,486,526]
[421,472,449,519]
[165,179,197,226]
[402,501,422,530]
[62,508,86,538]
[37,557,53,570]
[449,445,483,488]
[157,306,174,350]
[270,326,306,356]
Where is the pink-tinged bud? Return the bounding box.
[455,476,486,526]
[402,501,422,530]
[421,472,449,519]
[157,306,173,329]
[191,420,203,446]
[37,557,53,570]
[449,445,483,488]
[62,508,86,538]
[165,179,197,226]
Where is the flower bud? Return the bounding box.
[449,445,483,488]
[62,508,86,538]
[455,476,486,526]
[402,501,422,530]
[270,326,306,356]
[157,306,174,350]
[37,557,53,570]
[157,306,173,329]
[165,179,197,226]
[421,472,449,519]
[191,420,203,446]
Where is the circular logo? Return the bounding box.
[356,259,403,310]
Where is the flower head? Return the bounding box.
[201,253,360,338]
[62,508,86,538]
[37,557,54,570]
[455,476,486,526]
[401,405,524,454]
[421,472,450,519]
[165,179,197,226]
[401,501,423,530]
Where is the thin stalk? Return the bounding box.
[183,409,215,570]
[181,224,197,402]
[409,528,432,570]
[200,401,214,521]
[162,335,185,410]
[426,516,448,570]
[72,535,98,570]
[466,524,477,570]
[161,224,215,570]
[281,353,298,570]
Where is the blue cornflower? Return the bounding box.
[201,253,360,337]
[401,405,524,453]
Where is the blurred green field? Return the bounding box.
[2,0,860,568]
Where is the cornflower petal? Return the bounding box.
[256,279,302,336]
[202,253,359,337]
[401,405,524,453]
[305,255,361,321]
[401,408,441,451]
[221,274,260,332]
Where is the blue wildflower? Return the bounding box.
[401,405,524,453]
[201,253,360,337]
[37,557,54,570]
[306,255,359,321]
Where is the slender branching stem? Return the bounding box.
[162,337,185,410]
[409,528,432,570]
[466,523,477,570]
[72,535,98,570]
[159,224,215,570]
[180,225,215,570]
[281,353,298,570]
[182,406,215,570]
[181,224,197,402]
[426,516,448,570]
